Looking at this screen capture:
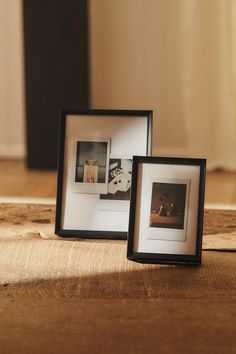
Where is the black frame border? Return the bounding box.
[55,109,153,239]
[127,156,206,265]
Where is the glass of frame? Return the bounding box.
[127,156,206,265]
[55,109,152,239]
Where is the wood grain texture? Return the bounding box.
[0,203,235,353]
[0,252,235,354]
[203,209,236,235]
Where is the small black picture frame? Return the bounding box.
[127,156,206,265]
[55,109,152,239]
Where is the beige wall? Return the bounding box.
[90,0,187,154]
[89,0,236,170]
[0,0,25,158]
[0,0,235,167]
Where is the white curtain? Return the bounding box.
[90,0,236,170]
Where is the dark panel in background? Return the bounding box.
[23,0,89,168]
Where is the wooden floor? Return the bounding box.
[0,159,57,199]
[0,159,236,205]
[0,204,235,354]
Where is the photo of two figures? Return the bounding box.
[75,140,132,201]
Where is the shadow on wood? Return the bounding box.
[0,252,235,354]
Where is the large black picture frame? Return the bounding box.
[127,156,206,265]
[55,109,152,239]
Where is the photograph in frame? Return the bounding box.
[146,177,191,242]
[100,158,132,201]
[127,156,206,264]
[55,109,152,239]
[98,156,132,212]
[150,181,188,229]
[72,138,110,195]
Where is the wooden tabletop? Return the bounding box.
[0,204,235,354]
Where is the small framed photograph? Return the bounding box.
[56,109,152,239]
[73,138,110,194]
[127,156,206,264]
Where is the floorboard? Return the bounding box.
[0,159,235,205]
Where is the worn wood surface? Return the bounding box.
[0,203,235,354]
[0,203,235,249]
